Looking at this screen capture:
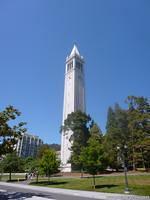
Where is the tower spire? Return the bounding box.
[70,44,80,56]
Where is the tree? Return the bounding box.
[140,138,150,170]
[24,157,41,183]
[0,106,26,156]
[105,96,150,171]
[126,96,150,170]
[37,144,51,159]
[61,111,92,170]
[37,143,61,159]
[32,159,41,183]
[40,149,60,182]
[80,123,106,189]
[24,157,35,172]
[49,143,60,151]
[1,152,24,181]
[104,107,118,169]
[104,104,129,170]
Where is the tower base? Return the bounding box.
[61,163,72,172]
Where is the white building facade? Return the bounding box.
[16,133,43,158]
[61,45,86,172]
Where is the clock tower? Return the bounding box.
[61,45,85,172]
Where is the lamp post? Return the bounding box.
[117,145,130,194]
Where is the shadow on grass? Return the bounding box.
[31,180,68,186]
[82,175,105,179]
[95,184,118,189]
[7,179,26,182]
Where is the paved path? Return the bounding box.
[0,182,149,200]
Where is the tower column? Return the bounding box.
[61,45,85,172]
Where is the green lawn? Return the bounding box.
[0,174,25,182]
[30,175,150,196]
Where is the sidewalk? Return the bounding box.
[0,181,149,200]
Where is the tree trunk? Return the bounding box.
[93,175,96,190]
[36,173,39,183]
[140,147,146,170]
[9,171,11,181]
[80,168,83,178]
[0,170,3,181]
[132,146,136,171]
[48,173,50,184]
[132,133,136,171]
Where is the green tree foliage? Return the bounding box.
[105,96,150,171]
[24,157,41,183]
[61,111,92,170]
[25,157,38,173]
[126,96,150,170]
[80,123,106,189]
[40,149,60,182]
[1,152,24,181]
[104,107,118,169]
[37,144,51,159]
[49,143,60,151]
[0,106,26,156]
[105,104,129,170]
[37,143,61,159]
[24,157,35,172]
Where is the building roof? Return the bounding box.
[70,44,80,57]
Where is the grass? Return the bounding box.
[1,173,149,196]
[0,174,25,182]
[30,175,150,196]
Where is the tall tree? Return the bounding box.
[40,149,60,182]
[80,123,106,189]
[126,96,150,170]
[0,106,26,156]
[61,111,92,170]
[105,104,129,170]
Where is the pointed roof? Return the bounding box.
[70,44,80,57]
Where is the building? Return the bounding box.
[61,45,86,172]
[16,133,43,158]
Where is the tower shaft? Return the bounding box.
[61,45,85,172]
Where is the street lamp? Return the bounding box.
[117,145,130,194]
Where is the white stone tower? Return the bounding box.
[61,45,85,172]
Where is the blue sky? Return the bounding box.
[0,0,149,144]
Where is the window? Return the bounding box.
[67,61,73,72]
[76,61,83,71]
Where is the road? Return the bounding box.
[0,182,148,200]
[0,184,102,200]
